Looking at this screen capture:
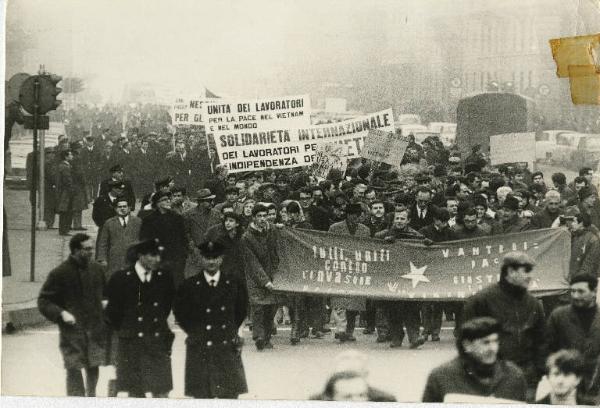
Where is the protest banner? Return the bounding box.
[310,143,349,179]
[490,132,536,169]
[274,227,570,301]
[216,109,395,173]
[361,128,408,168]
[171,97,215,126]
[202,94,311,133]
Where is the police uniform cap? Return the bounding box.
[197,241,225,258]
[108,180,126,189]
[126,238,164,263]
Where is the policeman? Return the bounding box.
[174,241,248,399]
[104,238,175,398]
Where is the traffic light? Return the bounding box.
[19,74,62,115]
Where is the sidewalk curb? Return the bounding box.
[3,306,48,333]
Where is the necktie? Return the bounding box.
[209,279,216,287]
[121,217,127,228]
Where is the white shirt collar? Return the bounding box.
[119,214,129,226]
[135,261,151,282]
[204,270,221,286]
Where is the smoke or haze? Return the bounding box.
[5,0,598,104]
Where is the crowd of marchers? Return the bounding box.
[31,106,600,404]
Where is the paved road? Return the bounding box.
[2,324,456,400]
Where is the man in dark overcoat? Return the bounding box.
[56,149,76,236]
[38,233,107,397]
[98,164,136,210]
[104,238,175,398]
[173,241,248,399]
[140,190,188,288]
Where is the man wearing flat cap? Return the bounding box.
[104,238,175,398]
[98,164,136,210]
[491,195,533,235]
[463,251,546,402]
[174,241,248,399]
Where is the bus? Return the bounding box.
[455,92,539,156]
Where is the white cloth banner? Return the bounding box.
[214,109,395,173]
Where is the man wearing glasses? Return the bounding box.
[463,252,546,402]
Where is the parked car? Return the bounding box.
[5,123,62,186]
[534,130,576,162]
[397,113,422,125]
[571,135,600,169]
[549,133,600,168]
[397,124,428,138]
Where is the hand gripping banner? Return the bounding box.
[274,227,570,301]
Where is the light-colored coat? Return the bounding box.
[96,215,142,278]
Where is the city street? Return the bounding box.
[2,324,456,400]
[1,161,575,401]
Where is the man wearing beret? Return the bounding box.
[491,195,533,235]
[174,241,248,399]
[463,251,546,402]
[104,239,175,398]
[98,164,136,210]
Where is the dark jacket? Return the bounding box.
[140,210,188,286]
[92,194,117,228]
[104,265,175,394]
[98,178,136,210]
[530,208,561,230]
[422,356,527,402]
[204,224,246,283]
[463,280,546,386]
[38,257,107,369]
[375,226,424,241]
[451,224,490,240]
[419,224,456,242]
[56,160,75,212]
[491,216,533,235]
[570,227,600,279]
[241,223,280,305]
[173,271,248,398]
[546,304,600,398]
[409,204,435,231]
